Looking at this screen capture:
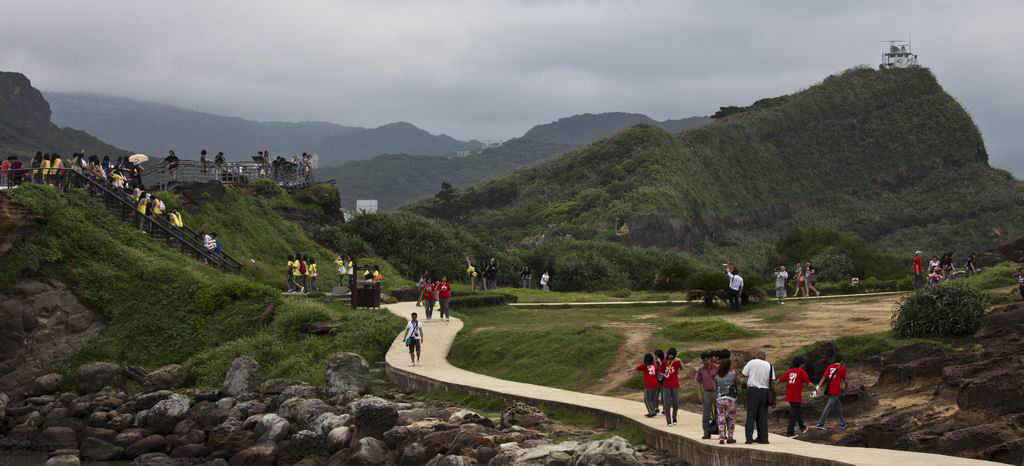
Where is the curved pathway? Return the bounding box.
[383,301,996,466]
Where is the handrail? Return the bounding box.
[144,159,314,191]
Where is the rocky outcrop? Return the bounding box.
[568,436,643,466]
[75,362,123,393]
[222,356,261,397]
[144,365,189,391]
[0,279,105,395]
[324,352,371,396]
[500,401,549,429]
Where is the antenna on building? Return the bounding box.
[879,37,918,70]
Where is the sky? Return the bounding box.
[2,0,1022,174]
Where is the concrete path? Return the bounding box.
[384,301,996,465]
[509,291,907,308]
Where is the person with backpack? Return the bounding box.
[437,276,451,322]
[308,258,318,293]
[299,256,309,293]
[661,348,682,426]
[694,351,719,438]
[714,357,739,444]
[286,255,297,292]
[404,312,424,367]
[778,356,812,437]
[485,258,498,290]
[815,353,848,431]
[630,353,660,417]
[423,279,437,320]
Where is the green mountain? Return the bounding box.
[0,72,126,158]
[45,91,480,165]
[319,113,710,210]
[406,66,1024,264]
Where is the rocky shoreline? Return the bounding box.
[0,352,672,466]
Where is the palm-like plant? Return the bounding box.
[686,271,728,307]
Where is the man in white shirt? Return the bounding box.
[726,265,744,310]
[741,351,774,444]
[404,312,424,367]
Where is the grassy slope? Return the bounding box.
[0,184,404,386]
[406,67,1024,265]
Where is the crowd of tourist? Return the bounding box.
[913,250,979,287]
[631,348,848,444]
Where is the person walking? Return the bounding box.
[292,252,304,292]
[416,273,427,306]
[404,312,424,367]
[741,351,775,444]
[661,348,682,426]
[136,190,149,232]
[437,276,452,322]
[778,356,812,437]
[806,262,820,297]
[774,266,789,304]
[694,351,719,438]
[466,257,479,290]
[423,280,437,320]
[285,256,297,292]
[714,357,739,444]
[1017,268,1024,301]
[631,353,661,417]
[308,258,318,293]
[335,255,347,289]
[964,253,978,277]
[726,265,743,310]
[540,270,551,291]
[815,353,848,431]
[485,258,498,290]
[520,266,531,289]
[913,251,924,280]
[794,262,805,297]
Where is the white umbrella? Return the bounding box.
[128,154,149,164]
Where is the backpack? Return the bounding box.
[822,366,840,395]
[299,261,307,274]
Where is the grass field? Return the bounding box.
[477,286,688,303]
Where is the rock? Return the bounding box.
[229,399,267,420]
[33,373,64,395]
[475,446,498,464]
[170,443,210,459]
[222,356,262,396]
[261,378,304,395]
[514,441,579,464]
[351,397,399,443]
[547,451,572,465]
[83,427,118,444]
[76,362,123,393]
[327,426,353,450]
[207,417,255,453]
[125,434,166,458]
[348,437,389,466]
[45,454,81,466]
[131,390,174,411]
[256,413,291,442]
[144,365,189,391]
[313,412,350,436]
[187,400,230,430]
[109,413,134,430]
[279,383,319,402]
[36,426,79,450]
[195,388,221,402]
[568,436,642,466]
[382,426,413,449]
[449,410,484,424]
[399,442,429,466]
[324,352,371,397]
[114,428,146,448]
[229,442,278,466]
[143,394,190,434]
[81,436,124,461]
[278,429,324,462]
[0,391,8,419]
[130,452,173,466]
[425,454,476,466]
[279,397,333,431]
[500,402,548,429]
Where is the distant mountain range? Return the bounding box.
[318,112,710,210]
[1,72,125,159]
[44,92,481,165]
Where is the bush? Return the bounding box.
[450,291,518,310]
[658,318,752,342]
[608,289,632,298]
[551,251,626,291]
[308,224,374,258]
[891,282,988,337]
[196,277,280,314]
[962,261,1019,289]
[811,246,856,282]
[517,239,696,292]
[686,271,728,307]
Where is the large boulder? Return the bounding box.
[187,400,229,430]
[568,436,642,466]
[45,454,81,466]
[279,397,333,431]
[170,443,210,459]
[76,362,123,393]
[222,356,262,396]
[324,352,371,397]
[425,455,476,466]
[142,394,190,434]
[351,397,399,443]
[347,437,389,466]
[0,391,8,419]
[81,436,124,461]
[36,426,79,450]
[260,378,304,395]
[398,442,429,466]
[313,412,350,436]
[125,434,167,458]
[327,426,353,450]
[32,373,63,395]
[144,365,189,391]
[255,414,291,442]
[500,401,548,429]
[229,441,278,466]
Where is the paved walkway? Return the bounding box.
[384,301,996,466]
[509,291,907,308]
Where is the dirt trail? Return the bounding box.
[591,322,656,395]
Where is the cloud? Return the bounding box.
[1,0,1021,173]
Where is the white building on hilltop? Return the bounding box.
[880,40,919,69]
[355,199,378,214]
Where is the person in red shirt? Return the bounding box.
[422,280,436,320]
[629,353,661,417]
[815,353,848,430]
[913,251,924,278]
[661,348,683,426]
[437,276,452,322]
[777,356,812,437]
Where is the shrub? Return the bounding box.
[686,271,727,307]
[811,246,856,282]
[517,239,696,292]
[608,289,632,298]
[450,291,519,310]
[891,282,988,338]
[552,251,627,291]
[308,224,373,258]
[962,261,1019,290]
[196,277,280,313]
[658,318,752,342]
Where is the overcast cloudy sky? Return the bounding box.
[3,0,1022,173]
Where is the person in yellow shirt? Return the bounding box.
[335,255,346,289]
[308,258,318,293]
[112,170,125,189]
[50,155,63,187]
[151,197,163,216]
[373,266,383,284]
[40,155,52,186]
[286,255,297,292]
[466,256,479,290]
[136,192,149,232]
[293,253,305,293]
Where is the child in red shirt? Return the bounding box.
[630,353,660,417]
[422,281,436,320]
[777,356,811,437]
[815,353,848,430]
[661,348,683,426]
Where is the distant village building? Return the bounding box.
[880,40,919,69]
[455,150,473,158]
[355,199,378,214]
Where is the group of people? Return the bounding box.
[415,275,453,322]
[285,254,320,293]
[913,251,978,287]
[769,261,820,304]
[633,349,848,444]
[0,152,145,190]
[465,257,499,290]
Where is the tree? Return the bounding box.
[436,181,456,202]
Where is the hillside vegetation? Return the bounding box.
[407,67,1024,265]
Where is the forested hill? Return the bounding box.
[0,72,126,158]
[406,66,1024,261]
[319,112,710,210]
